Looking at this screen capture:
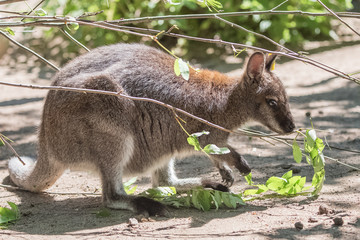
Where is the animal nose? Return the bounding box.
[286,121,295,133]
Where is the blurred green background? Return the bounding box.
[7,0,356,63]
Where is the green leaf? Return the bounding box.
[266,177,286,191]
[210,194,219,210]
[178,58,190,81]
[305,129,317,153]
[145,187,176,198]
[292,140,302,163]
[281,170,293,180]
[244,173,253,185]
[124,177,137,195]
[197,190,212,211]
[191,131,210,138]
[187,135,201,151]
[203,144,230,155]
[221,192,236,208]
[243,189,259,196]
[191,190,202,210]
[311,169,325,196]
[315,138,325,152]
[0,202,20,225]
[35,8,47,16]
[65,16,79,31]
[174,58,180,76]
[1,27,15,36]
[213,190,222,208]
[257,184,268,193]
[313,152,325,172]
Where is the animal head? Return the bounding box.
[244,52,295,134]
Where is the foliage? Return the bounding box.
[187,131,230,155]
[244,127,326,198]
[0,202,20,228]
[142,186,245,211]
[37,0,353,61]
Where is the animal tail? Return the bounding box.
[8,155,64,192]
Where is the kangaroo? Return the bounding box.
[8,43,295,216]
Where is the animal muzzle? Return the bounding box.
[281,118,295,133]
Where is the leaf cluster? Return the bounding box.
[292,129,326,195]
[142,186,244,211]
[243,127,326,198]
[243,171,310,197]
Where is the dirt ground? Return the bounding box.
[0,40,359,240]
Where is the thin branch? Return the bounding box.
[59,28,90,52]
[1,15,359,84]
[20,0,45,22]
[316,0,360,38]
[0,80,233,135]
[0,10,27,15]
[271,0,289,11]
[0,134,25,165]
[0,0,24,5]
[0,31,59,71]
[108,11,360,25]
[214,16,294,54]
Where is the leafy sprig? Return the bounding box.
[141,186,244,211]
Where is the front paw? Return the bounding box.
[201,179,229,192]
[219,165,234,187]
[132,196,169,217]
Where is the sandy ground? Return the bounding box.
[0,41,359,240]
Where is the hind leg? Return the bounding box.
[100,162,168,217]
[152,158,229,192]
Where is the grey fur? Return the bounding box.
[8,43,294,216]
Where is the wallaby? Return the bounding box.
[8,43,295,216]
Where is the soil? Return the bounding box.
[0,42,359,240]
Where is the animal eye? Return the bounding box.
[267,99,278,108]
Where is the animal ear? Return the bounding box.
[246,52,265,80]
[265,53,277,71]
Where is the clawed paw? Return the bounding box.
[201,179,230,192]
[219,165,234,187]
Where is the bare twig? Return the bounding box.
[316,0,360,38]
[0,134,25,165]
[59,28,90,52]
[214,16,293,54]
[0,10,27,14]
[0,0,24,5]
[0,80,233,134]
[0,31,59,71]
[271,0,289,11]
[1,15,360,84]
[20,0,45,21]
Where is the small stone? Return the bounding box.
[128,218,139,226]
[333,217,344,226]
[308,217,318,223]
[281,164,292,169]
[295,221,304,230]
[318,205,328,215]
